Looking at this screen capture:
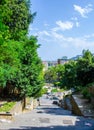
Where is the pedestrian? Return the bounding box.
[37,98,40,106]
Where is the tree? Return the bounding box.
[62,61,77,89]
[76,50,94,86]
[0,8,24,96]
[54,65,65,87]
[82,49,93,64]
[13,36,44,97]
[44,67,57,84]
[0,0,36,40]
[0,37,23,95]
[0,0,44,98]
[44,64,65,87]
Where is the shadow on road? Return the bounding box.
[9,124,94,130]
[36,105,72,116]
[9,116,94,130]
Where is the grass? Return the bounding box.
[51,88,58,93]
[0,101,16,112]
[51,88,66,93]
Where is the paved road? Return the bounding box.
[0,95,94,130]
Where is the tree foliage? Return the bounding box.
[76,50,94,86]
[14,36,44,97]
[0,0,36,40]
[44,50,94,90]
[44,65,65,87]
[62,61,77,89]
[0,0,44,98]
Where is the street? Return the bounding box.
[0,95,94,130]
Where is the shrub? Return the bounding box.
[81,88,91,101]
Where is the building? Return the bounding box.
[42,61,57,71]
[42,55,82,71]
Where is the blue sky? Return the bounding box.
[29,0,94,61]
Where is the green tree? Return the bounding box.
[14,36,44,97]
[62,61,77,89]
[82,49,93,64]
[0,38,23,95]
[0,0,44,98]
[44,67,56,84]
[54,64,65,87]
[0,0,36,40]
[76,50,94,86]
[44,64,65,87]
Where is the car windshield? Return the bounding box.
[52,97,58,100]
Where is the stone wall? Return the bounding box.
[25,97,34,111]
[0,98,38,120]
[10,101,23,115]
[71,95,83,116]
[89,86,94,107]
[33,99,39,109]
[0,113,13,120]
[64,96,72,111]
[0,101,23,120]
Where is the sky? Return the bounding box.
[29,0,94,61]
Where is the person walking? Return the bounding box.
[37,98,40,106]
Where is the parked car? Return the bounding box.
[52,96,59,105]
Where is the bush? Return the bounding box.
[41,88,48,94]
[51,88,58,93]
[81,88,91,101]
[75,86,82,91]
[86,83,94,96]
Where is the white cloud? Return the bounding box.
[71,38,94,48]
[41,31,50,36]
[33,30,53,43]
[36,30,94,50]
[37,31,50,36]
[57,20,73,30]
[83,33,94,41]
[71,17,80,27]
[52,32,64,39]
[52,20,74,32]
[52,33,94,49]
[74,4,93,18]
[30,21,94,51]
